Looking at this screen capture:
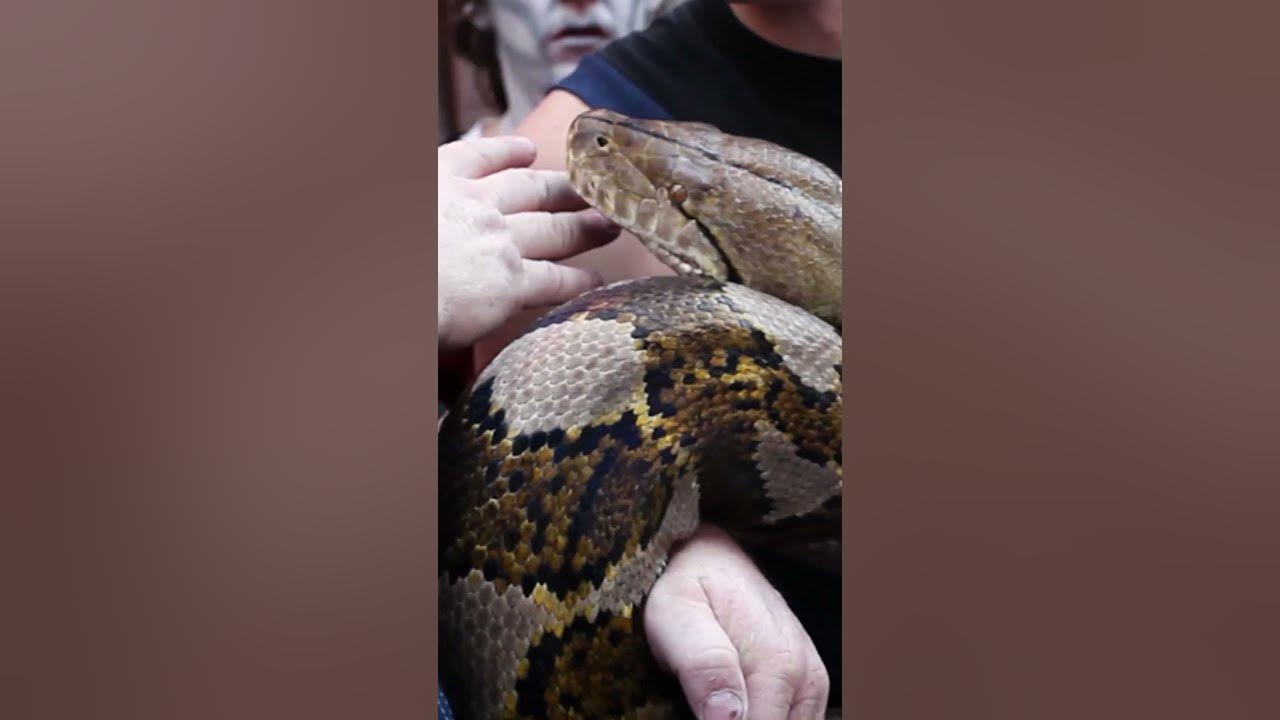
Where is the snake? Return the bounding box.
[439,108,842,720]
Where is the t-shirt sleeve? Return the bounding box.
[551,54,672,121]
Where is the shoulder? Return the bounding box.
[553,54,673,121]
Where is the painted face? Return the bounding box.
[486,0,668,89]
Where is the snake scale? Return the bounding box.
[439,109,842,720]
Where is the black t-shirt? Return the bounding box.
[555,0,844,703]
[555,0,842,176]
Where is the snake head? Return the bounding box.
[567,108,734,280]
[567,108,844,326]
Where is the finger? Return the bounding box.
[474,168,591,214]
[518,259,604,309]
[702,581,798,720]
[438,135,536,179]
[645,589,749,720]
[677,531,802,720]
[507,209,621,261]
[786,648,829,720]
[773,599,827,720]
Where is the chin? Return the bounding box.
[551,59,587,81]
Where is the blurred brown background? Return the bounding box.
[3,2,437,717]
[845,1,1280,717]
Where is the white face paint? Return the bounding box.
[490,0,664,82]
[476,0,673,133]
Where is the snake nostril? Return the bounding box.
[595,135,609,148]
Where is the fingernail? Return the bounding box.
[701,691,744,720]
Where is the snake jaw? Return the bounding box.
[644,218,730,280]
[568,111,734,281]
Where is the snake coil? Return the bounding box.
[440,110,842,720]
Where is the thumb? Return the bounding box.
[645,578,749,720]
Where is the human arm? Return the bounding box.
[645,524,832,720]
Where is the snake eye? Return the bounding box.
[595,135,609,148]
[669,184,688,203]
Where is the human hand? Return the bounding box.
[645,524,831,720]
[438,135,620,352]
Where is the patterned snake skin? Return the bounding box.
[439,109,842,720]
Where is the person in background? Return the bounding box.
[450,0,686,140]
[437,134,832,720]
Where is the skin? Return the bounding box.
[646,525,831,720]
[467,0,672,137]
[472,90,672,366]
[728,0,841,61]
[437,135,620,352]
[457,5,842,717]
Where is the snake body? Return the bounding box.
[439,109,842,720]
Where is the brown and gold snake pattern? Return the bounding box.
[439,109,842,720]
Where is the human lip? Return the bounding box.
[545,25,612,59]
[549,24,611,43]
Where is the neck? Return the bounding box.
[730,1,842,60]
[491,47,550,136]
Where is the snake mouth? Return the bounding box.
[645,227,711,277]
[570,161,735,282]
[579,173,735,281]
[567,109,743,282]
[670,208,742,284]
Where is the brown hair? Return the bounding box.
[449,0,508,113]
